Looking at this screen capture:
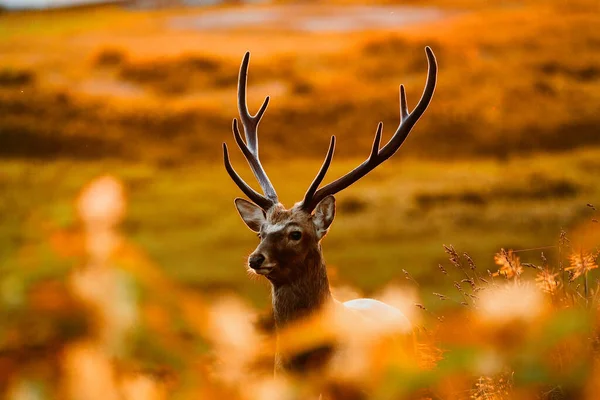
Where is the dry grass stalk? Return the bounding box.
[493,249,523,279]
[566,251,598,281]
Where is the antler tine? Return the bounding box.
[301,47,437,212]
[236,52,278,203]
[223,143,274,210]
[232,119,277,201]
[302,136,336,207]
[399,84,409,122]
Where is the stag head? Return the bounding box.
[224,50,437,285]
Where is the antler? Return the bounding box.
[223,52,278,210]
[301,46,438,212]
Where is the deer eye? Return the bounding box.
[289,231,302,241]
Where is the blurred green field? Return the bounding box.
[2,147,598,309]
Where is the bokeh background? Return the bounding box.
[1,0,599,398]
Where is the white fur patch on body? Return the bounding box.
[324,298,413,378]
[343,298,411,334]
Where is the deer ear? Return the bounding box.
[234,198,266,232]
[313,195,336,239]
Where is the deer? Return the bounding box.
[222,48,437,375]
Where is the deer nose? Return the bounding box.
[249,254,266,269]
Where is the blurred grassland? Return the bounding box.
[0,0,599,307]
[1,1,600,398]
[0,1,599,161]
[2,147,599,308]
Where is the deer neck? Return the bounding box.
[271,246,332,329]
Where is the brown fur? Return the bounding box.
[256,204,334,328]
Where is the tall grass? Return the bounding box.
[1,175,598,399]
